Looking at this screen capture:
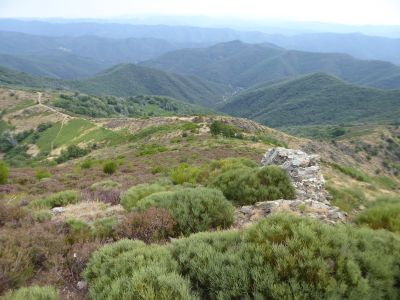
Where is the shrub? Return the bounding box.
[121,183,172,212]
[0,202,29,227]
[0,223,66,293]
[210,165,295,206]
[3,285,59,300]
[172,214,400,299]
[356,197,400,232]
[83,240,196,300]
[103,161,117,175]
[136,187,235,235]
[0,160,9,184]
[91,180,121,191]
[65,219,92,243]
[84,189,121,205]
[326,184,366,212]
[92,217,117,240]
[29,190,80,209]
[118,208,176,243]
[80,159,93,169]
[169,163,200,185]
[32,210,52,223]
[35,168,51,180]
[55,145,90,164]
[209,120,243,139]
[331,163,371,182]
[137,143,168,156]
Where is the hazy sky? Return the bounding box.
[1,0,400,25]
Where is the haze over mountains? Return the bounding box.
[0,18,399,129]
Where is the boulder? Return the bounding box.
[261,147,328,202]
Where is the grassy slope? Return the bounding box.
[143,40,400,89]
[221,73,400,127]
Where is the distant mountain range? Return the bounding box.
[0,19,399,64]
[143,40,400,89]
[221,73,400,127]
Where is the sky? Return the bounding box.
[1,0,400,25]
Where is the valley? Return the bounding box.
[0,15,399,300]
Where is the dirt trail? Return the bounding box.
[36,92,71,119]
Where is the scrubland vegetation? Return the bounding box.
[0,87,399,299]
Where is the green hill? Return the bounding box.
[0,53,109,79]
[221,73,400,127]
[72,64,232,107]
[0,64,232,108]
[143,40,400,89]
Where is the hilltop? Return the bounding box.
[221,73,400,127]
[143,40,400,89]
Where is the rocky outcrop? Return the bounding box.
[261,147,329,202]
[234,147,347,228]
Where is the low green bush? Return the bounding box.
[137,143,168,156]
[66,219,92,243]
[210,165,295,206]
[121,183,173,212]
[0,160,9,184]
[91,180,121,191]
[83,239,196,300]
[55,145,90,164]
[35,168,51,180]
[172,214,400,299]
[210,120,243,139]
[169,163,200,185]
[32,210,52,223]
[103,161,117,175]
[331,163,371,182]
[80,159,93,169]
[3,285,59,300]
[29,190,80,209]
[136,187,234,235]
[356,197,400,232]
[326,184,366,212]
[92,217,117,240]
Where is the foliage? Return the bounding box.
[103,161,117,175]
[326,184,366,213]
[35,168,51,180]
[83,239,197,300]
[80,159,93,169]
[32,210,52,223]
[54,93,211,118]
[55,145,90,164]
[136,187,234,235]
[222,73,400,127]
[210,165,295,206]
[118,208,176,243]
[29,190,80,209]
[91,180,121,191]
[171,214,400,299]
[92,217,117,240]
[331,163,371,182]
[0,160,9,184]
[3,285,59,300]
[356,197,400,232]
[209,120,243,139]
[169,163,200,185]
[137,143,168,156]
[121,183,173,212]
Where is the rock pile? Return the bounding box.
[234,147,347,228]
